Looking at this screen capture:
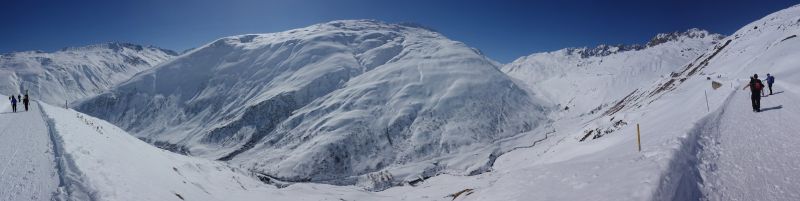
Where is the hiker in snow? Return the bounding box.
[23,94,29,111]
[743,74,764,112]
[9,95,17,113]
[766,73,775,95]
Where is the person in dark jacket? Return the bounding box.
[9,95,17,113]
[23,94,29,111]
[766,73,775,95]
[743,74,764,112]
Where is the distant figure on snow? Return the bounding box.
[743,74,764,112]
[766,73,775,95]
[9,95,17,113]
[23,94,29,111]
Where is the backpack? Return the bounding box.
[754,81,763,91]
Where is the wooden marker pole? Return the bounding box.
[637,124,642,152]
[705,90,710,112]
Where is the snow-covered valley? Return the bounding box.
[1,3,800,201]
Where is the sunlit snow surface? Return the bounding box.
[0,43,176,105]
[23,4,800,200]
[76,20,549,186]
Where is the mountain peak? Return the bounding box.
[58,42,178,56]
[204,19,444,55]
[319,19,437,32]
[565,44,646,58]
[555,28,723,59]
[646,28,724,47]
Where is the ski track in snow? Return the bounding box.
[0,103,59,201]
[696,89,800,200]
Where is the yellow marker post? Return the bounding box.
[637,124,642,152]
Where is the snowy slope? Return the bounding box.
[57,4,800,200]
[76,20,550,187]
[0,43,177,105]
[428,4,800,201]
[36,102,389,201]
[692,82,800,201]
[665,5,800,200]
[25,101,518,201]
[503,29,723,118]
[0,97,58,201]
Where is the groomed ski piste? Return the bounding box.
[1,4,800,201]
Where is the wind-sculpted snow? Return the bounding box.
[0,43,177,105]
[76,20,549,187]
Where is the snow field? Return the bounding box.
[0,101,58,201]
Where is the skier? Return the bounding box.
[766,73,775,95]
[23,94,29,111]
[9,95,17,113]
[743,74,764,112]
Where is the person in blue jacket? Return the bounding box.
[766,73,775,95]
[9,95,17,113]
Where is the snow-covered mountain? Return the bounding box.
[503,29,724,119]
[76,20,550,187]
[0,43,178,104]
[459,4,800,201]
[4,2,800,200]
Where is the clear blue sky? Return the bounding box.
[1,0,798,63]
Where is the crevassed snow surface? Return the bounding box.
[0,43,177,105]
[76,20,549,185]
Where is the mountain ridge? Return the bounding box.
[515,28,725,61]
[0,42,177,104]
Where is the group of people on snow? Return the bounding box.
[8,93,30,113]
[743,73,776,112]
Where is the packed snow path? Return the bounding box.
[0,103,59,201]
[697,88,800,200]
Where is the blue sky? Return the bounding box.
[1,0,798,63]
